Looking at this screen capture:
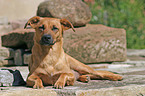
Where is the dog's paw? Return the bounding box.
[54,81,65,89]
[78,75,90,83]
[111,75,123,81]
[33,84,44,89]
[66,80,74,86]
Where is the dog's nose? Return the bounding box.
[40,34,55,45]
[41,34,52,43]
[43,35,52,41]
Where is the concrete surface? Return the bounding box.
[1,60,145,96]
[0,0,44,21]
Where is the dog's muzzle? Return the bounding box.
[40,34,56,46]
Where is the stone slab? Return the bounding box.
[127,49,145,56]
[127,49,145,61]
[0,89,57,96]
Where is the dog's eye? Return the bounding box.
[52,25,59,33]
[39,25,45,31]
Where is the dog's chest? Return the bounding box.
[39,55,61,73]
[39,54,69,76]
[40,60,55,76]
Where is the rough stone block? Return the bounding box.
[23,53,31,65]
[0,48,9,66]
[14,49,24,66]
[7,48,15,59]
[0,59,8,67]
[64,24,127,63]
[1,28,35,49]
[0,48,9,59]
[8,60,14,65]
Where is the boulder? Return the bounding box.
[37,0,92,27]
[1,24,127,63]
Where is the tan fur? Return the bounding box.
[25,16,122,89]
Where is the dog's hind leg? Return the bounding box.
[66,54,122,81]
[78,70,122,82]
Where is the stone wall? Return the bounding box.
[1,24,127,65]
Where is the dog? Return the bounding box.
[24,16,122,89]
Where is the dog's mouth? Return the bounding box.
[40,40,56,46]
[39,35,56,46]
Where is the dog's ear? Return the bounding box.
[60,19,75,32]
[24,16,41,29]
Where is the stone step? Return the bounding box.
[76,85,145,96]
[1,62,145,95]
[0,89,57,96]
[0,85,145,96]
[1,85,145,96]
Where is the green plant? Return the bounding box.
[88,0,145,49]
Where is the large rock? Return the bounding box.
[1,24,126,63]
[37,0,92,27]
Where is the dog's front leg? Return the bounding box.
[26,74,44,89]
[54,73,75,89]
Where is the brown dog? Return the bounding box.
[24,16,122,89]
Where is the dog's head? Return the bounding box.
[24,16,75,46]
